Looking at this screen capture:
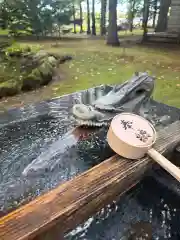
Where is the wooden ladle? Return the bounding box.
[107,113,180,182]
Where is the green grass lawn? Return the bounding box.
[0,29,9,35]
[0,26,144,37]
[66,24,144,37]
[41,39,180,108]
[0,38,179,110]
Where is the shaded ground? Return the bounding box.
[0,37,179,111]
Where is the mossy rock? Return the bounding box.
[38,61,54,83]
[22,68,42,91]
[46,56,58,67]
[33,50,49,63]
[0,40,12,51]
[59,55,73,64]
[22,59,55,91]
[0,48,66,97]
[0,80,22,98]
[36,55,58,67]
[47,53,73,64]
[38,62,53,77]
[5,44,32,58]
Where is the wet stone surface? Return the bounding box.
[0,87,114,214]
[0,85,180,239]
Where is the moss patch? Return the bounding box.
[0,79,22,98]
[22,68,42,90]
[0,41,65,97]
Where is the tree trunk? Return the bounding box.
[100,0,107,35]
[86,0,91,34]
[129,15,134,33]
[58,25,61,38]
[91,0,96,35]
[73,4,76,34]
[1,8,8,29]
[142,0,150,41]
[128,0,136,32]
[107,0,120,46]
[155,0,171,32]
[152,0,158,28]
[80,1,83,33]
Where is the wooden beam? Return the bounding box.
[0,121,180,240]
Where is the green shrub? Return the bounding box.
[5,44,31,57]
[0,79,22,98]
[5,43,42,58]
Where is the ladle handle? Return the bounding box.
[148,148,180,182]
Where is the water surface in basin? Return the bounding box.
[0,86,180,239]
[0,86,113,213]
[65,169,180,240]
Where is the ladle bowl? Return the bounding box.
[107,113,180,182]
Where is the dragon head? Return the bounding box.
[72,72,155,127]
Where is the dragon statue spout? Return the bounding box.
[72,72,155,127]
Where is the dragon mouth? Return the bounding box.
[72,72,155,127]
[72,104,110,127]
[74,119,108,127]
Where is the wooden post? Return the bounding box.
[0,121,180,240]
[167,0,180,33]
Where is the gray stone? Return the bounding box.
[0,80,21,98]
[38,62,53,77]
[47,56,58,67]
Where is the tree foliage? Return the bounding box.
[0,0,74,36]
[127,0,143,31]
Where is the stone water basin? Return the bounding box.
[0,86,180,239]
